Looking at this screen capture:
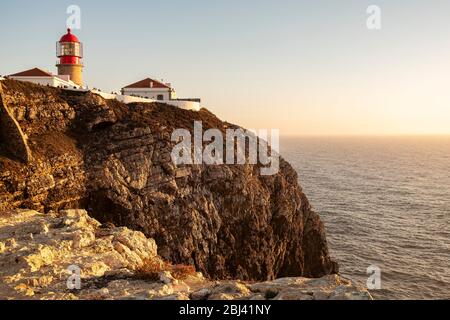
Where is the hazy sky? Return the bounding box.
[1,0,450,135]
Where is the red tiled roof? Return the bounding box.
[123,78,171,89]
[9,68,54,77]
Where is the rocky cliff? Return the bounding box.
[0,209,370,300]
[0,79,338,282]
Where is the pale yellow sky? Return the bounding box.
[210,44,450,136]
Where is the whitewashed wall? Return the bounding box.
[7,76,81,88]
[1,78,200,111]
[8,76,54,87]
[163,100,201,111]
[92,90,200,111]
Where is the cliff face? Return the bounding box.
[0,80,338,281]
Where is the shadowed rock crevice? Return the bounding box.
[0,79,338,281]
[0,83,32,163]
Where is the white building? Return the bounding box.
[121,78,176,100]
[8,67,82,89]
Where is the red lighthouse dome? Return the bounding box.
[56,28,84,86]
[59,28,80,43]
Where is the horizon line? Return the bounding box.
[280,133,450,138]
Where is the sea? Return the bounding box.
[281,136,450,300]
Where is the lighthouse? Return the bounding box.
[56,28,83,86]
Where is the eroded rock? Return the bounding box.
[0,208,371,300]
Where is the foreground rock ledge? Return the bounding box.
[0,209,371,300]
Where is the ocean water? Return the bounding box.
[281,136,450,300]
